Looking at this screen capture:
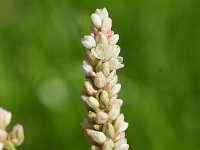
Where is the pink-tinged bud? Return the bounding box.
[115,137,127,147]
[94,72,107,88]
[102,138,114,150]
[86,129,106,144]
[114,143,129,150]
[108,99,122,120]
[108,34,119,45]
[82,35,96,49]
[115,132,125,142]
[91,13,102,28]
[91,145,101,150]
[115,114,125,130]
[111,83,121,96]
[106,30,113,39]
[84,80,97,96]
[96,112,108,124]
[117,122,128,133]
[0,130,7,142]
[92,27,99,34]
[101,18,112,33]
[8,124,24,146]
[0,108,12,129]
[100,90,110,107]
[87,97,100,110]
[103,123,115,139]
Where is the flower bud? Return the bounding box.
[107,70,116,83]
[96,112,108,124]
[82,36,96,49]
[8,124,24,146]
[108,34,119,45]
[115,132,125,142]
[95,8,108,20]
[87,49,98,65]
[80,95,90,109]
[102,139,114,150]
[81,60,94,76]
[94,72,107,88]
[101,18,112,33]
[93,124,101,131]
[109,75,118,87]
[96,32,108,45]
[108,99,122,120]
[115,114,124,130]
[117,122,129,133]
[114,143,129,150]
[87,97,100,110]
[103,123,115,139]
[100,90,109,107]
[91,145,101,150]
[111,83,121,97]
[0,108,12,129]
[84,80,97,96]
[86,129,106,144]
[88,111,96,122]
[91,14,102,28]
[109,95,117,106]
[115,137,127,147]
[102,61,110,77]
[0,130,7,142]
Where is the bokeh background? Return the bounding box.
[0,0,200,149]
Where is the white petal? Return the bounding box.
[86,129,106,144]
[109,57,124,70]
[101,18,112,33]
[104,45,114,59]
[96,8,108,20]
[81,60,93,76]
[91,44,104,59]
[117,122,129,133]
[82,36,96,49]
[109,34,119,45]
[112,45,121,58]
[109,58,119,70]
[96,32,108,45]
[114,144,129,150]
[91,13,102,28]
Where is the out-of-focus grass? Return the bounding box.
[0,0,200,149]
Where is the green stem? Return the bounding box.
[7,142,16,150]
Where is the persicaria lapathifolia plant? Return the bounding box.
[80,8,129,150]
[0,108,24,150]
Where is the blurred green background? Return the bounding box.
[0,0,200,149]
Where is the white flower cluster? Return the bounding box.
[0,108,24,150]
[81,8,129,150]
